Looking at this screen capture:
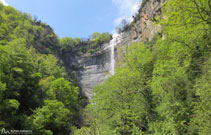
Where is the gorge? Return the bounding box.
[67,0,165,99]
[1,0,210,134]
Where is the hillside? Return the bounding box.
[74,0,211,134]
[0,0,211,135]
[0,3,80,134]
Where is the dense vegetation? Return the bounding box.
[0,3,81,135]
[1,0,211,134]
[0,3,113,135]
[59,32,112,55]
[0,4,59,54]
[75,0,211,134]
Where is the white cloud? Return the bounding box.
[112,0,141,29]
[1,0,8,6]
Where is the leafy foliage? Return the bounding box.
[29,100,71,135]
[0,3,80,134]
[75,0,211,134]
[0,3,59,54]
[1,0,211,134]
[59,32,112,55]
[190,58,211,135]
[75,42,156,135]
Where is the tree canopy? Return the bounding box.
[0,3,80,134]
[75,0,211,134]
[0,0,211,134]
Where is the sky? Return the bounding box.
[1,0,141,38]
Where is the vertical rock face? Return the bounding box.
[60,43,112,99]
[131,0,165,41]
[77,48,111,98]
[63,0,165,99]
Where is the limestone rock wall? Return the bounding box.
[62,0,165,99]
[131,0,164,41]
[77,48,111,98]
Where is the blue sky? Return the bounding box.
[1,0,140,38]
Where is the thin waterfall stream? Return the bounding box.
[109,34,120,75]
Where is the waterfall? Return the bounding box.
[109,34,119,75]
[110,40,115,75]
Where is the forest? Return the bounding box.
[0,0,211,135]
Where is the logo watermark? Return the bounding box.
[1,128,10,134]
[1,128,32,135]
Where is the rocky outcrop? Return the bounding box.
[63,0,165,99]
[77,47,111,98]
[131,0,164,41]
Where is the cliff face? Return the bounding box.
[63,0,164,99]
[130,0,165,41]
[61,43,111,98]
[77,46,111,98]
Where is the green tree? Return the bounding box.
[76,42,156,135]
[0,40,41,129]
[46,78,79,111]
[190,58,211,135]
[0,3,81,134]
[29,100,71,135]
[146,0,211,134]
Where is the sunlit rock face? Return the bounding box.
[62,0,165,99]
[130,0,165,41]
[77,34,123,99]
[77,47,111,98]
[77,33,135,99]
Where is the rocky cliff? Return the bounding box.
[129,0,165,41]
[61,43,111,98]
[63,0,165,99]
[77,45,111,98]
